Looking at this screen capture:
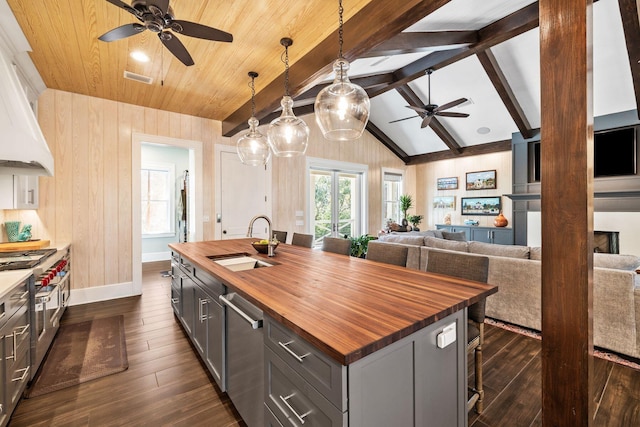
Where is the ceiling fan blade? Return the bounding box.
[159,32,194,66]
[435,97,467,112]
[436,112,470,118]
[170,20,233,42]
[406,105,428,114]
[105,0,137,15]
[421,115,433,129]
[389,115,419,124]
[98,23,145,42]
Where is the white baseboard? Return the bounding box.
[68,281,141,306]
[142,251,171,263]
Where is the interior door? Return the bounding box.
[218,149,270,239]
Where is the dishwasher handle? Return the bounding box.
[219,294,263,329]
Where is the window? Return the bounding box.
[382,170,403,226]
[141,162,175,237]
[307,158,367,247]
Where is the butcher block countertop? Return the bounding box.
[169,238,497,365]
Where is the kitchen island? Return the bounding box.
[169,238,497,427]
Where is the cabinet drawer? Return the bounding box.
[266,347,347,427]
[7,347,30,407]
[170,285,181,316]
[264,315,346,411]
[2,279,30,324]
[4,303,30,374]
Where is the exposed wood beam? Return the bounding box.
[404,139,512,164]
[365,122,411,163]
[222,0,452,137]
[395,84,463,154]
[617,0,640,118]
[540,0,594,425]
[370,1,539,97]
[477,49,534,139]
[360,31,478,58]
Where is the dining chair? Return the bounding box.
[321,236,351,256]
[426,249,490,414]
[272,230,288,244]
[365,241,408,266]
[291,232,314,248]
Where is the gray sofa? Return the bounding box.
[372,231,640,359]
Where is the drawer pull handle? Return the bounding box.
[279,393,312,424]
[18,290,29,300]
[12,367,30,382]
[171,298,179,304]
[199,298,208,323]
[278,340,310,363]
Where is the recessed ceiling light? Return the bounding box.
[130,51,150,63]
[477,127,491,135]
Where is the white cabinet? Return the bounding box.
[0,175,38,209]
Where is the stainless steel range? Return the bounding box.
[0,246,71,379]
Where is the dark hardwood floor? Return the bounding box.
[9,261,640,426]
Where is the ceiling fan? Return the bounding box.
[98,0,233,66]
[389,68,469,129]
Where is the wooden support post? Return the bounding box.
[539,0,594,425]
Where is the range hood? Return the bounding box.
[0,46,53,176]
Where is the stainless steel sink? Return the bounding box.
[207,254,275,272]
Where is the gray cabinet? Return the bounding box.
[0,275,32,427]
[0,175,38,210]
[172,254,225,391]
[437,224,513,245]
[264,310,466,427]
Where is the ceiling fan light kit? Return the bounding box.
[237,72,271,166]
[98,0,233,66]
[314,0,370,141]
[267,38,310,157]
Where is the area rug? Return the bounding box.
[26,315,128,398]
[486,317,640,371]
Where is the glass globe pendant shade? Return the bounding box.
[236,116,271,166]
[267,95,309,157]
[315,59,370,141]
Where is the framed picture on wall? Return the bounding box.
[437,177,458,190]
[466,170,496,190]
[461,196,501,216]
[433,196,455,210]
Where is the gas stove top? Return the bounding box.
[0,248,57,271]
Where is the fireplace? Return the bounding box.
[594,231,619,254]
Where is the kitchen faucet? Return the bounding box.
[246,214,275,257]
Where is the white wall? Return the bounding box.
[527,211,640,256]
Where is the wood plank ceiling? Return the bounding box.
[6,0,640,164]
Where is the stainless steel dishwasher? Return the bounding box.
[219,292,264,427]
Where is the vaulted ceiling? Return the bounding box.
[6,0,640,164]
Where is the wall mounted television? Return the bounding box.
[529,125,638,182]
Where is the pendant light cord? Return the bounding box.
[338,0,344,59]
[250,76,256,116]
[282,44,290,97]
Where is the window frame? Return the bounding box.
[141,161,176,238]
[382,168,405,227]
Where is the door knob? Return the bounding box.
[223,230,227,234]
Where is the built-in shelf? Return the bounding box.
[505,191,640,202]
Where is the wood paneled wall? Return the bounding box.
[4,89,227,290]
[271,114,415,237]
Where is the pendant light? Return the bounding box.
[267,38,310,157]
[236,71,271,166]
[314,0,370,141]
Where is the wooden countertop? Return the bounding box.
[169,239,497,365]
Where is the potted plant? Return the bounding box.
[399,194,413,227]
[408,214,423,231]
[348,234,375,258]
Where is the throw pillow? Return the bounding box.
[424,236,469,252]
[441,231,467,241]
[468,241,530,259]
